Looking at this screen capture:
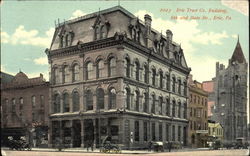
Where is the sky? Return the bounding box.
[1,0,249,83]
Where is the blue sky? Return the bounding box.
[1,0,249,82]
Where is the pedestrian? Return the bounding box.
[148,141,152,151]
[168,141,172,152]
[90,139,94,151]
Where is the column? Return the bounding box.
[81,120,85,148]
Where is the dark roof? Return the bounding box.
[0,72,14,84]
[230,38,246,63]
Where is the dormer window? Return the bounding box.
[58,24,74,48]
[129,18,140,43]
[93,14,110,40]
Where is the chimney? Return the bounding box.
[216,62,219,76]
[144,14,152,35]
[166,29,173,42]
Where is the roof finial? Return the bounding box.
[237,34,239,43]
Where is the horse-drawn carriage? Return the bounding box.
[7,139,31,151]
[99,136,121,153]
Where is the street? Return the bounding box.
[1,149,249,156]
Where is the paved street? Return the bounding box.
[1,149,249,156]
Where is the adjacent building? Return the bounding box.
[188,75,209,148]
[202,80,215,118]
[45,6,191,149]
[208,120,224,142]
[1,71,49,147]
[211,38,248,142]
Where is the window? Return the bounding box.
[72,91,80,112]
[109,88,116,109]
[62,65,69,83]
[178,126,181,141]
[86,90,93,110]
[190,108,192,117]
[19,98,23,111]
[172,125,175,141]
[63,93,69,112]
[11,98,16,112]
[172,76,176,92]
[143,65,148,83]
[86,62,93,80]
[54,94,60,113]
[125,88,130,110]
[135,61,140,81]
[32,96,36,108]
[32,112,35,122]
[178,79,181,94]
[183,103,187,119]
[124,58,130,77]
[172,100,176,117]
[53,67,59,84]
[108,57,116,77]
[190,94,193,103]
[178,101,181,118]
[159,123,163,141]
[159,71,163,88]
[97,88,104,109]
[97,60,104,78]
[159,96,163,114]
[135,91,140,111]
[166,74,170,91]
[166,124,169,141]
[152,123,156,141]
[166,98,170,116]
[40,95,44,108]
[183,81,187,96]
[134,121,139,141]
[151,94,155,114]
[152,68,156,86]
[143,122,148,141]
[72,64,79,82]
[143,92,148,113]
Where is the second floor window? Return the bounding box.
[108,58,116,77]
[32,96,36,108]
[72,64,80,82]
[97,88,104,109]
[97,60,104,78]
[109,88,116,109]
[86,90,93,110]
[86,62,93,80]
[63,93,69,112]
[152,69,156,86]
[72,91,79,112]
[135,61,140,81]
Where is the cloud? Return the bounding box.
[221,0,249,16]
[1,26,54,47]
[134,10,231,81]
[34,57,48,65]
[69,10,86,20]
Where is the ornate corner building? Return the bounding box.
[45,6,191,149]
[1,72,49,147]
[211,38,248,142]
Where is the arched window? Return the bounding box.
[159,71,163,88]
[19,97,23,111]
[72,91,79,112]
[96,88,104,109]
[86,90,93,110]
[97,60,104,78]
[159,96,163,114]
[166,74,170,91]
[125,88,130,110]
[151,94,155,114]
[172,76,176,92]
[54,94,60,113]
[109,88,116,109]
[124,57,130,77]
[143,92,148,113]
[63,93,69,112]
[108,57,116,77]
[62,65,70,83]
[143,65,148,83]
[32,96,36,108]
[172,100,176,117]
[166,98,170,116]
[11,98,16,112]
[135,61,140,81]
[53,67,59,84]
[86,62,93,80]
[72,64,79,82]
[152,68,156,86]
[135,91,140,111]
[178,79,181,94]
[183,81,187,96]
[178,101,181,118]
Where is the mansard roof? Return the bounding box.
[230,38,246,64]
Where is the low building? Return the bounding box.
[188,75,209,148]
[208,120,224,142]
[1,71,49,147]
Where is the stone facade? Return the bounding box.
[1,72,49,147]
[46,6,190,149]
[188,76,208,148]
[211,39,248,142]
